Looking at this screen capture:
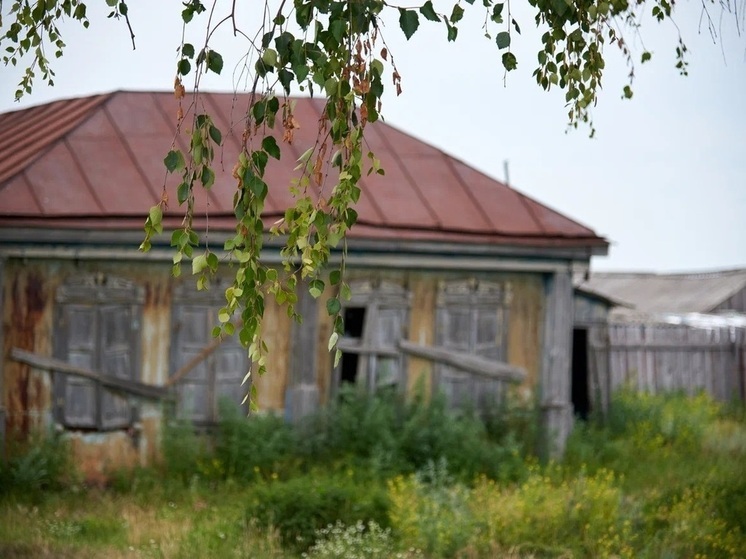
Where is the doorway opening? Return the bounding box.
[571,328,590,420]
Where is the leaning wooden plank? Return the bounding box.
[165,336,225,388]
[10,348,168,400]
[337,337,400,357]
[398,340,526,383]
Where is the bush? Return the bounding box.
[641,484,746,558]
[295,387,401,471]
[296,389,535,482]
[390,463,635,559]
[161,417,207,483]
[469,467,634,558]
[247,471,390,551]
[157,388,539,487]
[605,389,719,449]
[303,520,422,559]
[214,401,297,481]
[0,431,72,497]
[388,459,474,558]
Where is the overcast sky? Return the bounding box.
[1,1,744,272]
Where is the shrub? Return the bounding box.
[605,389,719,449]
[303,520,422,559]
[214,401,297,481]
[468,467,635,559]
[161,417,207,483]
[389,462,637,559]
[247,471,390,551]
[641,484,746,558]
[388,459,474,558]
[0,430,72,497]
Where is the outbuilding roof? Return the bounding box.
[576,269,746,313]
[0,91,607,251]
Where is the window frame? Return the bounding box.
[333,279,410,395]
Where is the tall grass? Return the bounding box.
[2,388,745,557]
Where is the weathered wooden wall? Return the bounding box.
[589,322,746,412]
[1,259,173,481]
[335,270,545,400]
[3,259,555,475]
[573,291,610,326]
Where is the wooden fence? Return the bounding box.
[588,322,746,413]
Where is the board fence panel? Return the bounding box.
[589,323,745,412]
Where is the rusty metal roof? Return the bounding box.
[0,91,607,251]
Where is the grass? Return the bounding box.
[1,388,745,558]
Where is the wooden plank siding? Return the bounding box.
[588,322,746,413]
[3,258,561,475]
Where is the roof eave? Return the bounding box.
[0,225,606,267]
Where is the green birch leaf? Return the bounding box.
[496,31,511,49]
[206,50,223,74]
[399,9,420,40]
[209,124,222,145]
[419,1,439,21]
[262,136,281,160]
[326,297,341,315]
[164,150,185,172]
[450,4,464,23]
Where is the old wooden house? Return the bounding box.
[0,91,608,476]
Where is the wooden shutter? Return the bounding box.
[436,305,473,409]
[57,304,98,428]
[99,305,134,429]
[55,275,142,430]
[372,306,404,388]
[472,307,504,410]
[171,305,212,423]
[171,302,249,423]
[214,339,248,415]
[436,280,510,411]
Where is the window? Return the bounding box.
[170,283,249,424]
[335,279,409,393]
[54,275,143,430]
[435,279,510,411]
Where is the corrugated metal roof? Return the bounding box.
[576,269,746,313]
[0,91,607,250]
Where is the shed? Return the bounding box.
[572,270,746,415]
[0,91,608,475]
[576,269,746,316]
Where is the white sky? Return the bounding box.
[1,1,744,272]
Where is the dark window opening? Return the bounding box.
[571,328,590,420]
[344,307,366,337]
[340,307,366,385]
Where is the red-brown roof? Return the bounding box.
[0,91,607,250]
